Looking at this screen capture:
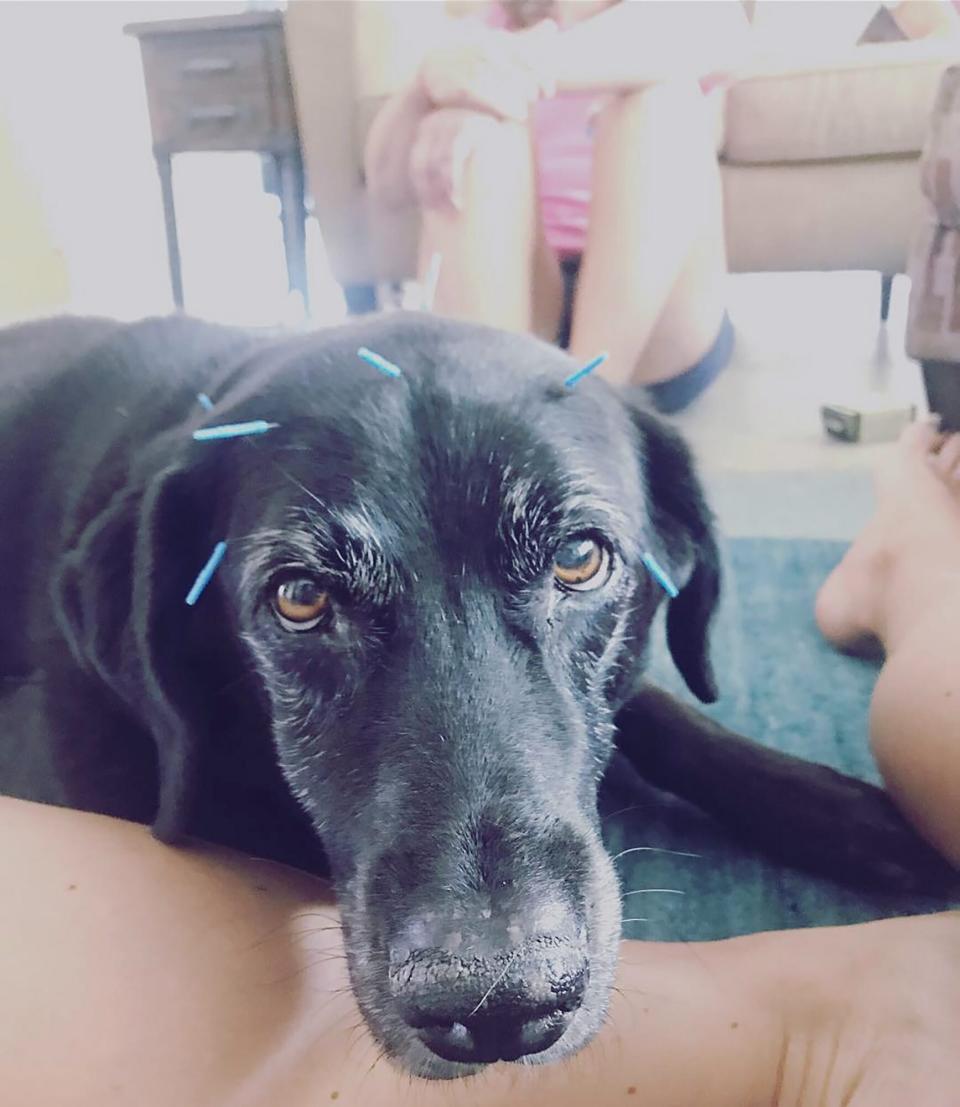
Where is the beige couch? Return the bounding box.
[284,2,960,301]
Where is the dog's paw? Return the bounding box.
[755,760,959,899]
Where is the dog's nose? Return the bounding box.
[411,995,579,1064]
[388,903,588,1064]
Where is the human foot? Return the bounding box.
[815,422,960,654]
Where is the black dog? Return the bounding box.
[0,312,954,1078]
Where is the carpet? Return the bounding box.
[602,536,955,942]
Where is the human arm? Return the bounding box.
[364,22,554,211]
[1,796,958,1106]
[528,0,753,91]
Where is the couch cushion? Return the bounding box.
[722,156,925,274]
[724,39,957,164]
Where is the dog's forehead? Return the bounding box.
[292,314,636,471]
[307,320,636,491]
[233,317,648,557]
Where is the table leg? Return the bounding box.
[156,153,184,311]
[880,272,893,322]
[276,150,309,312]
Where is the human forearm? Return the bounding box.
[3,798,959,1106]
[0,799,771,1106]
[544,1,751,91]
[731,912,960,1104]
[365,20,553,211]
[364,78,434,210]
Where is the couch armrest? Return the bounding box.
[739,37,959,80]
[725,39,960,164]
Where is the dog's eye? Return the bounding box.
[553,535,610,591]
[273,577,331,631]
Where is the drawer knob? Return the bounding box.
[181,57,236,75]
[186,105,240,125]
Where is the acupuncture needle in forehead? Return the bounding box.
[357,346,403,378]
[187,344,402,602]
[193,420,279,441]
[564,352,609,389]
[185,541,228,606]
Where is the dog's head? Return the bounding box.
[57,314,719,1077]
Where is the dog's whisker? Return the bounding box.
[243,903,341,953]
[366,1043,390,1076]
[246,913,341,953]
[620,917,649,924]
[245,919,295,951]
[621,888,685,898]
[345,1017,377,1062]
[292,908,341,923]
[610,846,702,862]
[242,432,327,509]
[293,915,342,930]
[301,984,355,1017]
[223,530,277,545]
[601,800,673,824]
[468,949,523,1018]
[237,855,335,889]
[266,458,326,509]
[264,952,350,987]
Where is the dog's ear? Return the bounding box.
[54,449,220,841]
[630,406,720,703]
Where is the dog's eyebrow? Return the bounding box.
[235,508,400,607]
[497,469,635,583]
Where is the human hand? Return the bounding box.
[735,911,960,1106]
[408,107,501,212]
[417,21,558,121]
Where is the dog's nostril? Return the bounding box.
[416,1021,471,1060]
[389,902,588,1064]
[513,1009,573,1056]
[395,952,588,1064]
[414,1006,576,1065]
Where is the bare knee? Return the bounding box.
[598,79,709,130]
[411,109,533,217]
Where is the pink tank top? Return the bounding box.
[532,91,600,257]
[486,5,727,256]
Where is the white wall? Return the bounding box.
[0,1,345,325]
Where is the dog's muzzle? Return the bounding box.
[387,899,588,1064]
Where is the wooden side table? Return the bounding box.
[125,11,308,312]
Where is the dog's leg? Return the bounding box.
[614,684,959,897]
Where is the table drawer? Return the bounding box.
[140,28,295,151]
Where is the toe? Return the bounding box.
[933,433,960,478]
[901,419,944,456]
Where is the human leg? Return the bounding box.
[569,80,730,397]
[816,423,960,865]
[416,112,563,337]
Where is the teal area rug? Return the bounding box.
[602,536,955,941]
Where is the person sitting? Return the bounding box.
[364,0,749,412]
